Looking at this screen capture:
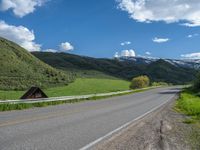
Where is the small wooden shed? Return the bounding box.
[20,87,48,99]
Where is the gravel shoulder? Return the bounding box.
[94,96,199,150]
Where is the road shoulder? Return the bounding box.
[94,97,194,150]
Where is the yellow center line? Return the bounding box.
[0,105,106,128]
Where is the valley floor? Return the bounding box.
[0,78,130,100]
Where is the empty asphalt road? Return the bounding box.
[0,87,180,150]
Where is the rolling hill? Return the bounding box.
[33,52,198,85]
[0,37,74,90]
[0,36,197,91]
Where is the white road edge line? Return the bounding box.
[79,95,177,150]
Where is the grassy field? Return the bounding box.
[0,90,24,100]
[0,78,130,100]
[176,89,200,121]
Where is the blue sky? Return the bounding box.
[0,0,200,59]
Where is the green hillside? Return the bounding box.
[33,52,145,80]
[33,52,197,84]
[0,37,74,90]
[147,60,196,84]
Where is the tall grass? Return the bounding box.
[176,89,200,149]
[176,90,200,118]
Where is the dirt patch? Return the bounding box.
[94,99,199,150]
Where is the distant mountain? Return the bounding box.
[118,56,200,69]
[33,52,198,85]
[0,37,74,90]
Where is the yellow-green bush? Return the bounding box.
[151,82,169,86]
[130,75,150,89]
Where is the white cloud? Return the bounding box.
[145,51,151,55]
[128,49,136,57]
[114,52,120,58]
[0,0,48,17]
[152,37,169,43]
[0,21,74,53]
[117,0,200,27]
[115,49,136,57]
[0,20,41,51]
[60,42,74,51]
[121,41,131,46]
[121,50,130,57]
[181,52,200,59]
[187,33,199,38]
[43,42,75,53]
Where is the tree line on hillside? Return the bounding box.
[33,52,198,85]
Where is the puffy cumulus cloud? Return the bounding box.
[0,20,41,51]
[117,0,200,27]
[60,42,74,51]
[181,52,200,59]
[152,37,169,43]
[121,50,130,57]
[121,41,131,46]
[43,42,74,53]
[114,49,136,57]
[128,50,136,57]
[0,0,48,17]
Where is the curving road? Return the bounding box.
[0,87,180,150]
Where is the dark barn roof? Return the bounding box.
[20,87,48,99]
